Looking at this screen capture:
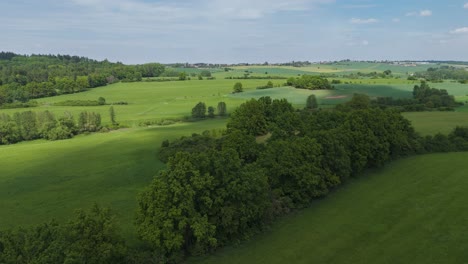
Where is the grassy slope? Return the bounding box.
[0,119,227,240]
[192,152,468,264]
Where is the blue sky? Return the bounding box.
[1,0,468,64]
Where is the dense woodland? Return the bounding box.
[0,52,165,105]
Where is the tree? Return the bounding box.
[217,102,227,117]
[233,82,243,93]
[207,106,215,118]
[191,102,206,119]
[306,94,318,110]
[109,106,116,125]
[98,97,106,105]
[227,99,268,136]
[178,72,187,81]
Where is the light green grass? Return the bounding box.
[404,112,468,135]
[0,79,285,126]
[0,119,227,241]
[191,152,468,264]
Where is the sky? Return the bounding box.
[1,0,468,64]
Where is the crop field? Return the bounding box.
[191,152,468,264]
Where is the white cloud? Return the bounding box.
[450,27,468,34]
[406,10,432,17]
[71,0,335,21]
[362,40,369,46]
[350,18,378,24]
[464,3,468,9]
[420,10,432,16]
[392,18,400,23]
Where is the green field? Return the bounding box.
[0,79,285,126]
[404,112,468,135]
[191,152,468,264]
[0,119,227,241]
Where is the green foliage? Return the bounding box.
[207,106,215,118]
[192,102,207,119]
[286,75,332,90]
[136,150,270,261]
[232,82,243,93]
[414,66,468,81]
[109,106,116,125]
[305,94,318,110]
[98,97,106,105]
[216,102,227,117]
[227,99,268,136]
[78,112,101,132]
[0,204,126,264]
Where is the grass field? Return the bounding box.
[0,79,285,126]
[191,152,468,264]
[0,119,227,242]
[404,112,468,135]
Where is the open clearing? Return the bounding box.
[191,152,468,264]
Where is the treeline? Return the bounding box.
[413,66,468,82]
[137,96,422,261]
[0,52,165,105]
[0,109,106,144]
[286,75,333,89]
[373,81,460,111]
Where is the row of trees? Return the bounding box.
[0,108,116,145]
[137,96,423,261]
[191,102,227,119]
[286,75,333,90]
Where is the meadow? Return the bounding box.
[191,152,468,264]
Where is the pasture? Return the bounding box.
[191,152,468,264]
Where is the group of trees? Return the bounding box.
[0,52,165,106]
[286,75,333,90]
[138,96,424,261]
[191,102,227,119]
[0,108,116,145]
[373,81,459,111]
